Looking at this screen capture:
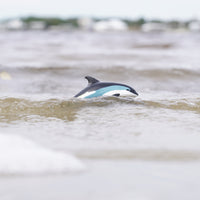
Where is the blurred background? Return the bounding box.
[0,0,200,200]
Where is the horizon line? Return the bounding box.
[0,14,199,22]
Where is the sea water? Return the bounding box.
[0,30,200,200]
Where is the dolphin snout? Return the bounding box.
[130,88,139,96]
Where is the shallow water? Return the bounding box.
[0,30,200,199]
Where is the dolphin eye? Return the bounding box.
[126,88,130,91]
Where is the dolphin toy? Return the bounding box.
[74,76,138,99]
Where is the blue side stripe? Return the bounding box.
[85,85,129,99]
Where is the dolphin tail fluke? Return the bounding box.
[85,76,100,86]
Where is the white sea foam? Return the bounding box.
[0,134,84,175]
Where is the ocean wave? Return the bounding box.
[75,149,200,161]
[1,65,200,79]
[0,134,84,176]
[0,96,199,123]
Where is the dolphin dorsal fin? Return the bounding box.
[85,76,100,86]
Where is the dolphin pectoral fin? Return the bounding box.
[113,93,120,97]
[85,76,100,86]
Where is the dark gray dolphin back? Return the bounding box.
[85,76,99,86]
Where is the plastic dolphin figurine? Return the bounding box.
[74,76,138,99]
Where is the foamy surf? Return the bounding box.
[0,134,85,175]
